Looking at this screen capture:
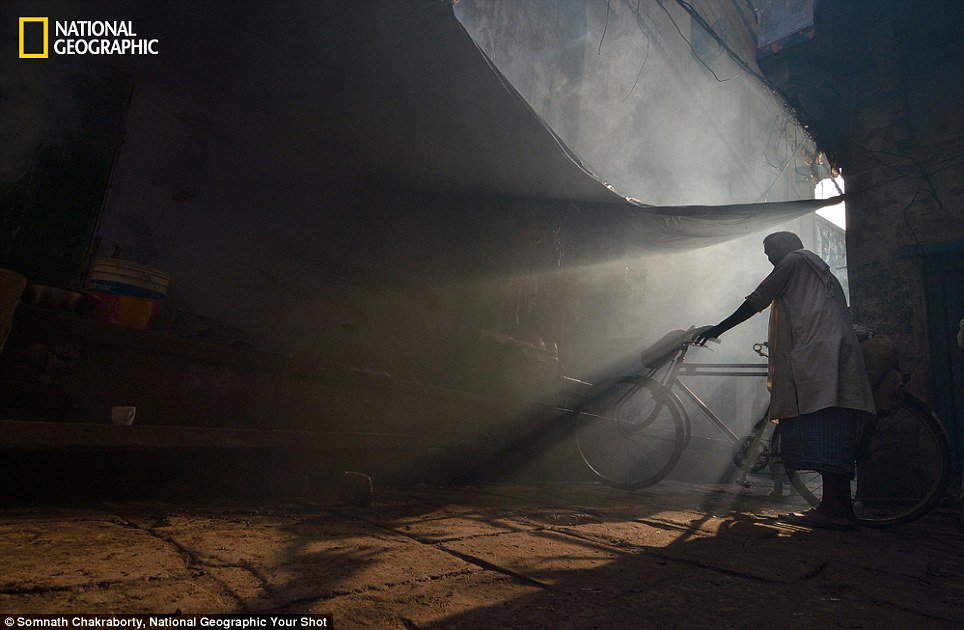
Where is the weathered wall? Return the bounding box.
[845,38,964,458]
[753,1,964,470]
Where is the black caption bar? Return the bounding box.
[3,616,332,630]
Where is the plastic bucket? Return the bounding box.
[88,258,171,329]
[92,294,157,330]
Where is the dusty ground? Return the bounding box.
[1,481,961,628]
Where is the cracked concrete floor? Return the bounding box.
[1,481,961,628]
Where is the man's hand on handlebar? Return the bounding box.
[692,325,721,346]
[692,302,758,347]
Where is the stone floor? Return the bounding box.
[1,481,961,628]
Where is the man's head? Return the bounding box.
[763,231,804,266]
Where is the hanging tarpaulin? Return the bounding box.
[451,0,834,248]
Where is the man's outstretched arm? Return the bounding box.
[694,300,757,345]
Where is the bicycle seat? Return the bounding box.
[639,328,692,369]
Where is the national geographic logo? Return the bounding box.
[18,17,48,58]
[18,18,159,58]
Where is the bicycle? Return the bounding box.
[570,326,952,527]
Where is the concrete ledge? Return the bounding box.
[0,306,588,484]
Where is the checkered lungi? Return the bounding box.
[778,407,859,477]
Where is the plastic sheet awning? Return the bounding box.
[89,1,839,248]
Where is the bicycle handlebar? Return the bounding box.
[680,325,715,346]
[641,327,768,369]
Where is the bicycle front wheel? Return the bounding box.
[787,391,951,527]
[573,376,685,490]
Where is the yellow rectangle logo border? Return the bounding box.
[19,17,49,58]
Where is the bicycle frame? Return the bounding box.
[573,329,951,525]
[646,341,768,446]
[571,335,781,492]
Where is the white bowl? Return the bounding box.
[111,406,136,426]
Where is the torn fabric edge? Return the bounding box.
[565,196,844,251]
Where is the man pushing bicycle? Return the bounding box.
[694,231,876,531]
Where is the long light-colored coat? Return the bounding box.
[745,249,876,421]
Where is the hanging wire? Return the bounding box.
[900,189,933,253]
[599,0,612,54]
[673,0,774,88]
[757,135,810,202]
[840,145,964,208]
[762,111,794,169]
[730,0,757,35]
[621,35,652,101]
[656,0,743,82]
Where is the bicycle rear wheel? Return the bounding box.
[573,376,685,490]
[787,391,951,527]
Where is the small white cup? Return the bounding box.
[111,406,136,426]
